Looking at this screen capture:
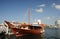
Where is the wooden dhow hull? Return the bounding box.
[4,20,44,37]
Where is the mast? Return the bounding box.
[28,8,30,24]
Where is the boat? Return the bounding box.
[4,20,45,37]
[4,8,45,37]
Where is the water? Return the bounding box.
[44,27,60,39]
[0,27,60,39]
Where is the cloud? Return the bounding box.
[47,17,51,19]
[55,5,60,10]
[45,17,51,20]
[35,8,43,13]
[35,4,45,13]
[52,3,60,10]
[52,3,56,6]
[38,4,45,7]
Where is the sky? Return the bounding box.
[0,0,60,25]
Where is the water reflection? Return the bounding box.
[21,34,44,39]
[8,34,45,39]
[56,28,60,38]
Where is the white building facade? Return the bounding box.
[55,19,60,28]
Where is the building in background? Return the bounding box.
[55,19,60,28]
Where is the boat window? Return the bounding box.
[29,26,42,30]
[20,26,29,30]
[29,26,33,29]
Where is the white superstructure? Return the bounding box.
[33,19,41,24]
